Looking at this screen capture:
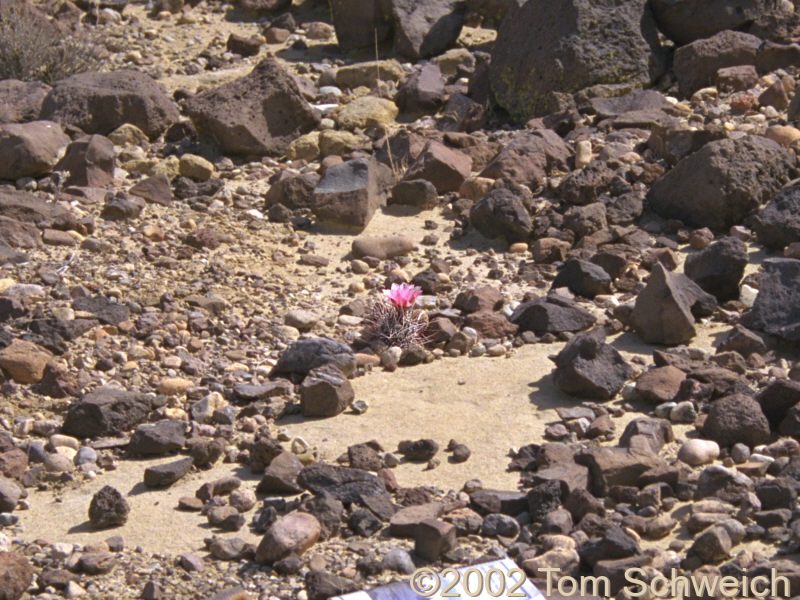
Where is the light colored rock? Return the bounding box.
[287,132,320,161]
[0,339,52,384]
[156,377,194,396]
[678,438,720,466]
[255,511,321,563]
[179,154,215,181]
[337,96,398,130]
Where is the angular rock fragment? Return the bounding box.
[552,330,634,400]
[186,57,318,157]
[646,135,795,231]
[312,158,383,230]
[632,263,717,345]
[489,0,664,120]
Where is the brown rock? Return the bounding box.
[54,134,115,188]
[41,70,179,139]
[0,121,69,180]
[255,511,321,564]
[464,311,518,338]
[129,174,172,206]
[403,140,472,193]
[0,551,33,600]
[389,502,443,537]
[414,519,456,561]
[453,286,503,313]
[0,339,52,383]
[300,365,354,418]
[0,79,51,124]
[186,57,318,157]
[635,365,685,404]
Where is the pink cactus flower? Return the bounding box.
[383,283,422,309]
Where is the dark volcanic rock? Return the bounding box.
[489,0,665,120]
[300,365,354,418]
[552,329,634,400]
[395,64,445,115]
[649,0,768,45]
[391,0,465,60]
[0,551,33,600]
[54,134,115,188]
[757,379,800,429]
[702,394,770,448]
[270,338,356,383]
[403,140,471,194]
[646,135,796,232]
[684,237,748,302]
[742,259,800,343]
[673,30,761,97]
[753,182,800,251]
[397,439,439,461]
[552,259,612,299]
[237,0,289,16]
[575,446,666,497]
[312,158,383,230]
[258,451,303,494]
[631,263,718,345]
[72,296,130,326]
[0,79,51,124]
[469,188,532,244]
[128,420,185,456]
[40,70,179,139]
[0,121,69,180]
[297,463,387,505]
[62,387,152,438]
[479,130,571,188]
[329,0,393,50]
[511,295,596,336]
[88,485,130,529]
[186,57,319,157]
[390,179,438,209]
[264,171,318,210]
[143,457,194,488]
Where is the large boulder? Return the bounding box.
[673,30,761,97]
[0,121,69,180]
[489,0,665,120]
[0,551,33,600]
[40,70,179,140]
[683,237,748,302]
[702,394,770,448]
[632,263,717,345]
[742,258,800,343]
[479,130,571,188]
[646,135,796,231]
[391,0,465,60]
[649,0,768,46]
[312,158,383,230]
[552,330,634,400]
[186,57,318,157]
[753,182,800,251]
[0,79,51,124]
[329,0,393,50]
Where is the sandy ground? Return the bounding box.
[16,326,721,555]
